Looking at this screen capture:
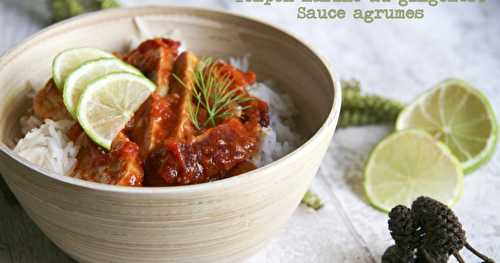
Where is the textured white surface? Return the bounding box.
[0,0,499,262]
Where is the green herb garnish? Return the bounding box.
[175,58,253,130]
[301,190,323,211]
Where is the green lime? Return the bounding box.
[63,58,142,117]
[76,73,155,150]
[396,79,497,173]
[364,130,463,212]
[52,48,114,90]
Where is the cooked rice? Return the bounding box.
[14,118,78,175]
[249,82,301,166]
[13,55,301,177]
[231,56,302,166]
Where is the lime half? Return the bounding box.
[52,48,114,89]
[76,73,155,150]
[364,130,463,212]
[396,79,497,173]
[63,58,142,117]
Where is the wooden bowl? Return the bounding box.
[0,6,340,263]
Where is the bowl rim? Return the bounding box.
[0,5,341,194]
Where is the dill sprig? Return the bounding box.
[175,58,253,130]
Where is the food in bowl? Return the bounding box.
[0,7,338,263]
[14,38,301,187]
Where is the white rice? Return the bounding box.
[230,56,302,166]
[13,56,301,176]
[14,118,78,175]
[249,82,302,166]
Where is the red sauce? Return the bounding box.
[144,118,262,186]
[125,93,180,160]
[58,38,271,187]
[138,54,270,186]
[70,131,144,187]
[124,38,180,96]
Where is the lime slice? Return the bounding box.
[76,73,155,150]
[396,79,497,173]
[364,130,463,212]
[63,58,142,117]
[52,48,114,89]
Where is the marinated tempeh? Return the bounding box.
[33,79,71,121]
[124,38,179,96]
[29,38,272,187]
[69,125,144,186]
[143,58,269,186]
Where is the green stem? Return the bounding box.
[339,79,404,128]
[339,110,381,128]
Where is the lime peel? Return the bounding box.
[52,47,114,90]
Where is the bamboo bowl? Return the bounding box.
[0,6,340,263]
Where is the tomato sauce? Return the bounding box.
[41,38,271,187]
